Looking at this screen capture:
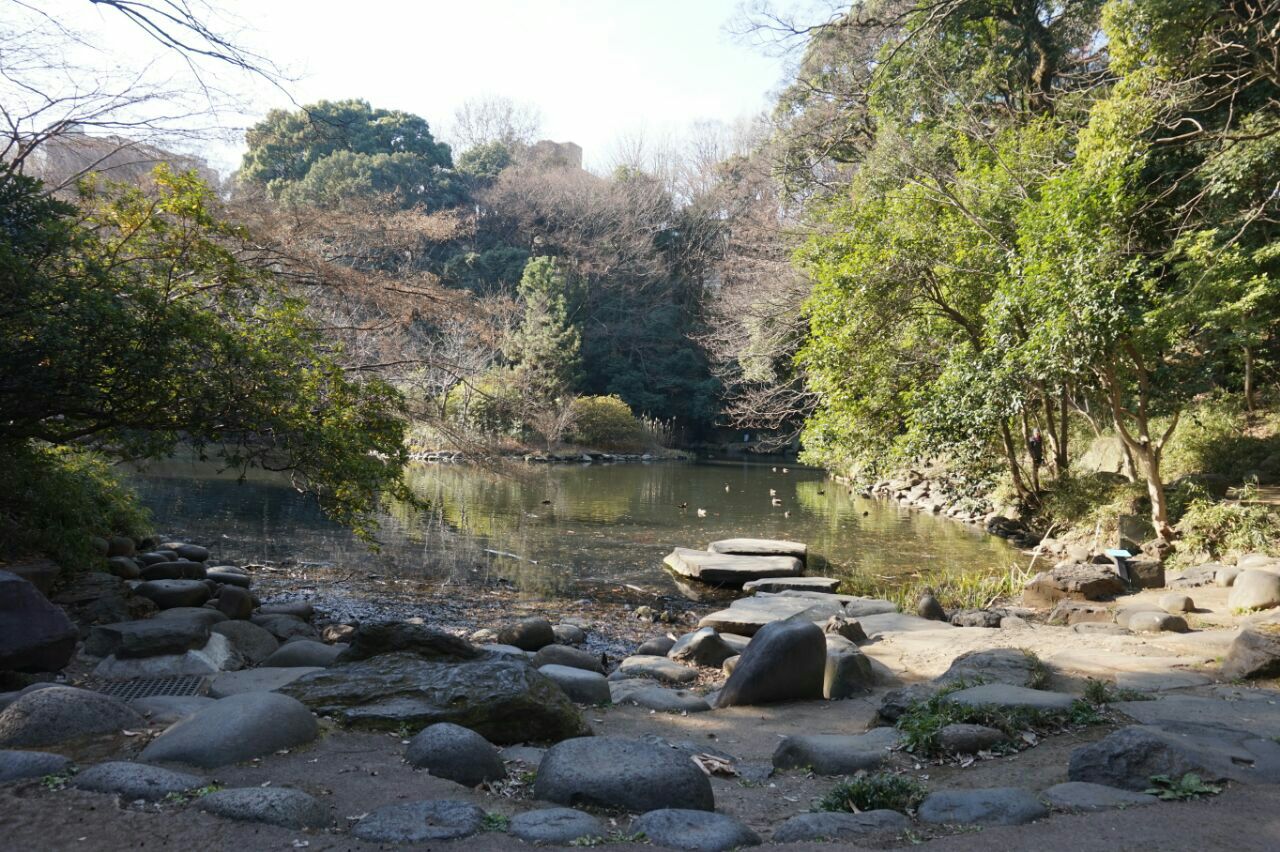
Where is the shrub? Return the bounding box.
[816,771,926,813]
[0,443,151,571]
[1177,496,1280,558]
[569,395,647,451]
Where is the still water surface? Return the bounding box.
[129,459,1025,600]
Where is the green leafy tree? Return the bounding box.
[510,256,581,404]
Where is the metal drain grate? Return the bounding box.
[93,675,207,702]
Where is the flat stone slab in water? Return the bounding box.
[772,728,900,774]
[510,808,605,845]
[0,749,73,784]
[707,538,808,561]
[742,576,840,593]
[199,786,329,829]
[772,810,911,843]
[353,800,485,842]
[208,667,323,698]
[72,761,204,801]
[664,548,802,587]
[534,736,714,812]
[1041,781,1158,811]
[918,787,1048,825]
[631,808,760,851]
[698,595,845,636]
[943,683,1076,712]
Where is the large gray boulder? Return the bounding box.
[211,621,279,665]
[161,542,210,562]
[631,809,760,851]
[715,617,825,708]
[72,761,204,801]
[84,619,210,659]
[664,548,801,587]
[917,788,1048,825]
[0,686,143,747]
[353,800,485,843]
[140,691,318,768]
[1221,625,1280,680]
[534,737,713,812]
[510,808,604,846]
[0,571,77,673]
[539,665,611,705]
[214,586,254,620]
[772,811,910,843]
[336,620,478,662]
[1068,724,1280,790]
[198,786,329,829]
[1229,570,1280,611]
[282,651,588,743]
[825,646,875,699]
[0,749,73,784]
[134,579,210,610]
[772,728,899,774]
[937,648,1046,687]
[1022,562,1125,608]
[405,722,506,787]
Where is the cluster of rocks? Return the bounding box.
[860,471,1004,531]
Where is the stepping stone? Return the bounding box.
[942,684,1075,713]
[708,538,807,561]
[199,786,329,829]
[208,667,324,698]
[742,576,839,594]
[72,761,203,801]
[405,722,506,787]
[918,787,1048,825]
[609,681,710,713]
[1041,781,1157,811]
[539,665,611,705]
[510,808,604,845]
[664,548,801,587]
[0,686,143,748]
[772,810,910,842]
[259,640,344,668]
[85,619,211,659]
[140,692,318,768]
[858,612,955,637]
[0,749,73,784]
[772,728,900,774]
[534,737,713,812]
[698,595,846,636]
[353,800,485,842]
[94,633,237,678]
[631,809,760,851]
[1069,724,1280,790]
[608,655,698,685]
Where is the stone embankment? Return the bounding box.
[409,449,684,464]
[3,534,1280,849]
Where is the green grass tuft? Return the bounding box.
[816,771,926,813]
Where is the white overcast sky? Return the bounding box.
[49,0,791,174]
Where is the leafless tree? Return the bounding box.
[450,95,543,152]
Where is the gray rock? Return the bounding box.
[533,644,604,674]
[741,576,839,593]
[107,536,136,558]
[937,723,1007,754]
[823,614,867,643]
[610,655,698,685]
[161,542,210,562]
[1127,611,1190,633]
[206,567,252,588]
[950,608,1005,628]
[211,621,279,665]
[134,579,210,610]
[1221,626,1280,680]
[72,761,203,801]
[877,683,938,723]
[336,620,478,662]
[772,728,899,774]
[1041,781,1158,811]
[93,633,239,678]
[153,607,227,627]
[943,683,1075,713]
[1114,695,1280,739]
[198,786,329,829]
[0,749,73,784]
[917,593,947,621]
[636,635,676,656]
[510,807,604,845]
[715,617,825,708]
[534,737,714,812]
[256,601,314,620]
[1114,604,1165,629]
[697,594,848,636]
[1216,565,1243,587]
[1167,563,1220,589]
[353,800,485,842]
[140,561,206,582]
[1022,562,1125,607]
[283,652,588,743]
[84,619,210,659]
[250,613,318,642]
[405,722,506,787]
[610,681,710,713]
[498,617,556,651]
[52,572,155,627]
[130,695,216,724]
[1238,553,1280,571]
[668,627,737,668]
[260,639,343,668]
[214,586,254,619]
[631,809,760,851]
[825,646,875,699]
[552,624,586,645]
[918,787,1048,825]
[106,556,141,580]
[772,810,910,842]
[539,665,611,705]
[1160,593,1194,613]
[0,571,77,673]
[858,611,955,636]
[0,683,59,711]
[140,691,318,768]
[137,552,169,566]
[707,538,807,561]
[0,686,143,747]
[502,745,545,766]
[1068,724,1280,790]
[207,667,322,698]
[1229,570,1280,611]
[1048,600,1113,625]
[3,559,61,594]
[664,547,801,587]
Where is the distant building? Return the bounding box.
[523,140,583,170]
[24,128,219,191]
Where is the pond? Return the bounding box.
[128,458,1026,601]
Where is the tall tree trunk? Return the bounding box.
[999,420,1031,501]
[1102,356,1178,540]
[1244,344,1255,413]
[1056,385,1070,473]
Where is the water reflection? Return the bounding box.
[128,458,1026,600]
